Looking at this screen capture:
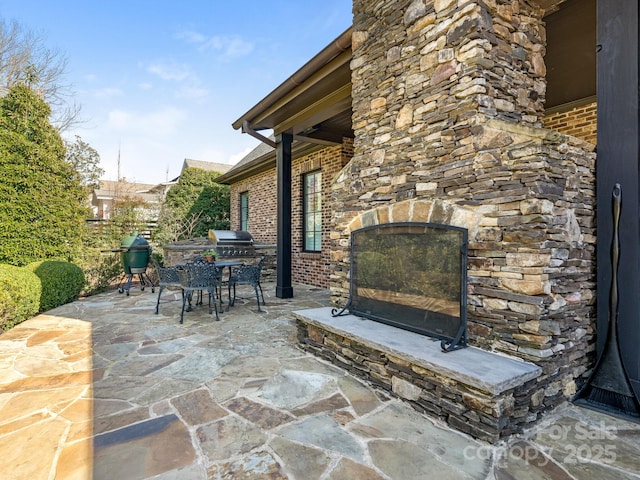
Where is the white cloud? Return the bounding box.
[97,140,182,184]
[177,85,209,99]
[146,62,191,81]
[190,146,226,163]
[107,106,187,135]
[188,142,256,166]
[144,60,207,99]
[201,36,224,50]
[177,30,254,60]
[174,29,207,44]
[224,37,254,59]
[228,146,255,165]
[108,109,133,129]
[93,87,123,98]
[203,35,254,59]
[138,82,153,90]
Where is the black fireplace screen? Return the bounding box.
[334,222,468,351]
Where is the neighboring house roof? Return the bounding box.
[91,180,163,205]
[168,159,234,183]
[181,159,233,174]
[92,189,118,200]
[148,181,177,194]
[98,179,158,194]
[215,139,324,185]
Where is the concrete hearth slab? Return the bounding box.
[293,307,541,395]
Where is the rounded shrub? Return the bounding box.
[27,261,86,312]
[0,264,41,331]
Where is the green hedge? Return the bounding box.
[27,261,85,312]
[74,247,122,296]
[0,264,41,331]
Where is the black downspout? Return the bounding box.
[276,132,294,298]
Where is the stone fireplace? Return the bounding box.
[333,221,468,351]
[297,0,597,442]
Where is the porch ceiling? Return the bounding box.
[545,0,596,110]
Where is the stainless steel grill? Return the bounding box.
[208,230,255,257]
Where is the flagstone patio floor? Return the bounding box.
[1,282,639,479]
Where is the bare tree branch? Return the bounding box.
[0,18,82,131]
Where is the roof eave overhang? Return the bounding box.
[232,27,352,135]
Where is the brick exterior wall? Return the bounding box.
[230,169,278,245]
[544,101,597,145]
[230,139,353,288]
[326,0,597,431]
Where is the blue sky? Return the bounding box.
[0,1,352,184]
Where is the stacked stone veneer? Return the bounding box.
[323,0,597,437]
[297,317,541,442]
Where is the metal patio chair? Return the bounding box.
[177,262,220,323]
[152,257,181,314]
[228,256,266,312]
[190,256,225,309]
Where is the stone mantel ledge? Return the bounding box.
[293,307,542,396]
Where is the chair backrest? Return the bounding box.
[158,265,181,285]
[179,262,219,289]
[235,256,265,284]
[152,256,180,285]
[254,255,265,273]
[191,256,222,281]
[190,255,207,265]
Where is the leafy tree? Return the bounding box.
[0,84,88,266]
[65,135,103,190]
[0,18,80,131]
[154,167,230,244]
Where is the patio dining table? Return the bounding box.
[177,259,245,313]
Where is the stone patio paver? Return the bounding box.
[0,282,639,479]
